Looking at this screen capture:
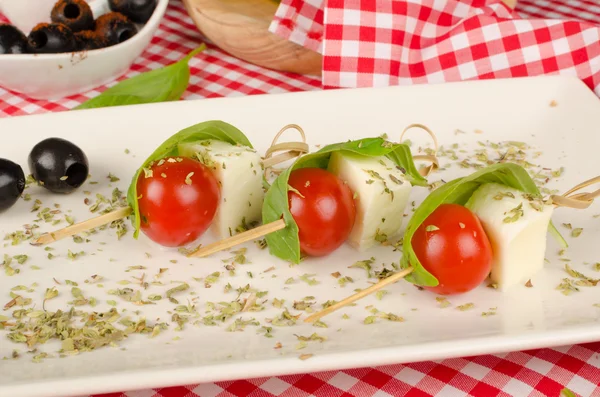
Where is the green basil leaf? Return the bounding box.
[400,162,566,287]
[75,45,206,110]
[127,120,254,238]
[262,137,427,264]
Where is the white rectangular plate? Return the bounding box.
[1,76,600,397]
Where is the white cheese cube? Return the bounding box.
[465,183,554,290]
[327,151,412,251]
[178,140,264,239]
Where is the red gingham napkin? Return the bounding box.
[269,0,600,94]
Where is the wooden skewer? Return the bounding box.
[303,266,415,323]
[187,219,286,258]
[32,207,133,246]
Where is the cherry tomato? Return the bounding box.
[136,157,220,247]
[411,203,492,295]
[287,167,356,257]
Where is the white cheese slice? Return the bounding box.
[178,140,264,239]
[465,183,554,290]
[327,151,412,251]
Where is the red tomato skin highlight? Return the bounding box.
[136,157,220,247]
[287,167,356,257]
[411,203,493,295]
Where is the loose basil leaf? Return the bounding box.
[262,137,427,264]
[400,162,566,287]
[127,120,253,238]
[75,45,206,110]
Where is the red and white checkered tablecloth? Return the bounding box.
[2,1,600,396]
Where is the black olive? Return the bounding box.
[0,158,25,212]
[0,24,28,54]
[27,23,76,54]
[95,12,138,46]
[51,0,95,32]
[74,31,109,51]
[108,0,157,24]
[28,138,89,194]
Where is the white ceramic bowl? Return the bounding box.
[0,0,169,100]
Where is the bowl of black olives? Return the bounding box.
[0,0,168,100]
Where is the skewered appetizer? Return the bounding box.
[306,162,600,322]
[266,138,429,262]
[190,135,434,261]
[399,163,566,294]
[29,120,308,247]
[126,120,266,247]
